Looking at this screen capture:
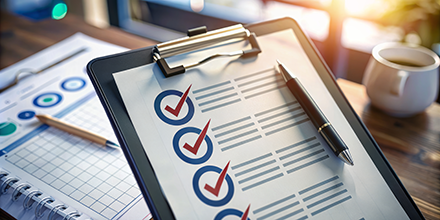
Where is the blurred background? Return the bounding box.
[2,0,440,84]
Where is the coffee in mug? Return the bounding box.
[362,42,440,117]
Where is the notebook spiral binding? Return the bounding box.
[0,169,92,220]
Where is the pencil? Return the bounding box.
[35,114,119,149]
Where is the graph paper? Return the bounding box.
[5,96,142,219]
[0,33,150,220]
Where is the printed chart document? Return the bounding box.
[0,33,151,220]
[114,29,410,220]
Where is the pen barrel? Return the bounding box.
[285,79,348,156]
[318,124,348,155]
[286,79,328,128]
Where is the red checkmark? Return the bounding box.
[204,161,230,197]
[183,119,210,155]
[165,85,192,117]
[241,204,251,220]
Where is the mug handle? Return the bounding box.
[390,70,409,96]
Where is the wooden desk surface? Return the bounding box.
[338,78,440,220]
[1,11,439,220]
[0,11,157,69]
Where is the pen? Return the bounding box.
[276,60,354,166]
[35,114,119,149]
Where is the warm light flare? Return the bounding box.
[345,0,388,18]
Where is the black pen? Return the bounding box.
[276,60,354,166]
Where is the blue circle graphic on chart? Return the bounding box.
[33,93,62,108]
[214,209,250,220]
[173,127,213,164]
[61,77,86,91]
[18,110,36,120]
[154,90,194,126]
[193,165,234,207]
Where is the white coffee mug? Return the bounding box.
[362,42,440,117]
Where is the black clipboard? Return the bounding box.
[86,18,424,220]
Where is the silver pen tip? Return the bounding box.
[338,150,354,166]
[276,60,294,81]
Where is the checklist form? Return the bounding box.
[113,29,410,220]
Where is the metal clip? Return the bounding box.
[154,24,261,77]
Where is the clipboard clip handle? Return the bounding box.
[153,24,261,77]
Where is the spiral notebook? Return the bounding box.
[0,33,151,220]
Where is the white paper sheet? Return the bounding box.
[113,29,409,220]
[0,33,151,220]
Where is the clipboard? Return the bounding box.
[86,18,424,220]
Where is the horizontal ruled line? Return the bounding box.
[265,118,309,136]
[235,159,276,177]
[218,129,259,145]
[244,85,286,99]
[214,122,255,138]
[256,201,300,220]
[237,74,279,87]
[303,182,344,202]
[276,137,317,154]
[201,99,241,113]
[198,93,238,107]
[311,196,352,216]
[257,106,301,123]
[231,153,273,170]
[261,112,306,130]
[253,193,296,214]
[283,149,326,167]
[279,143,321,161]
[286,155,329,174]
[221,135,262,151]
[238,166,280,184]
[193,81,231,94]
[212,116,251,131]
[234,68,274,81]
[299,176,339,195]
[242,173,284,191]
[195,86,235,100]
[307,189,348,209]
[275,208,305,220]
[255,101,297,117]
